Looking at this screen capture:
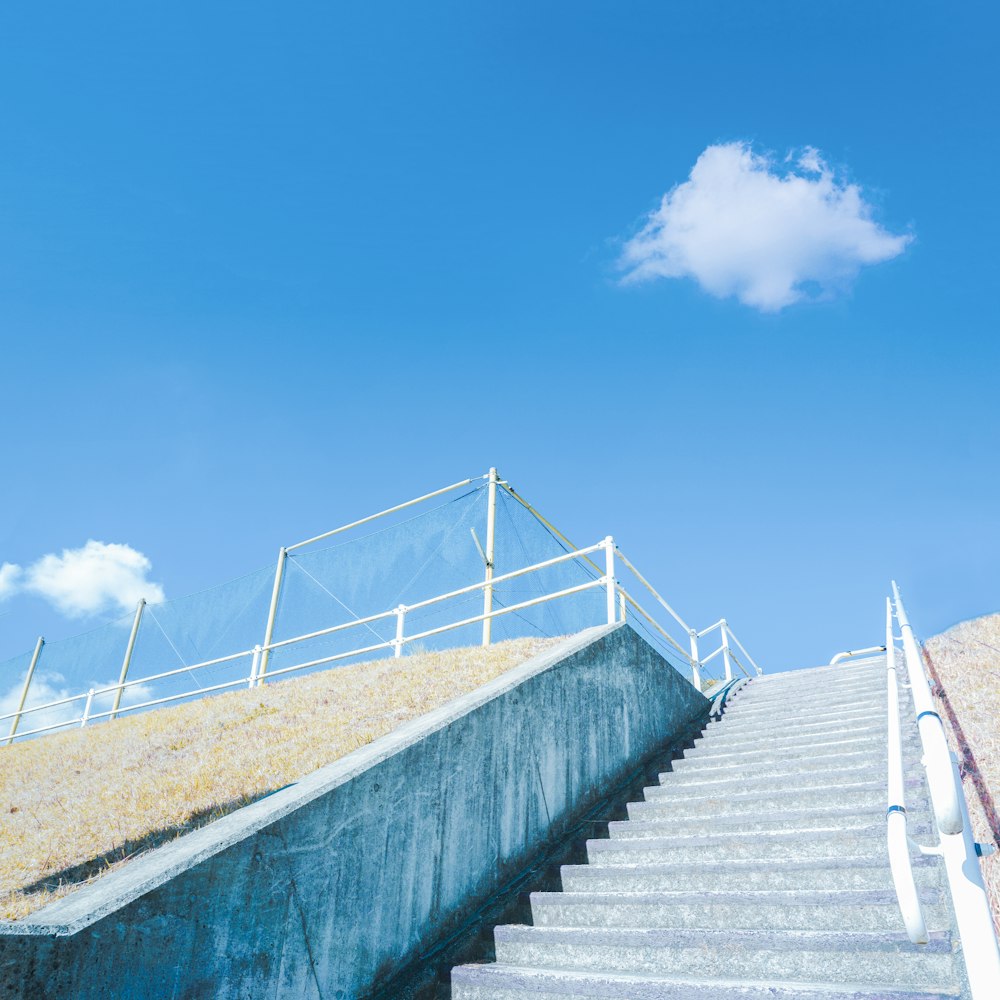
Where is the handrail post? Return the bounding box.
[688,628,702,689]
[720,621,733,682]
[5,636,44,745]
[248,646,262,689]
[885,598,928,944]
[80,689,95,728]
[258,546,288,687]
[618,589,627,623]
[394,605,407,658]
[891,581,962,835]
[482,467,498,646]
[603,537,616,625]
[111,599,145,721]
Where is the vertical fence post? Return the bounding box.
[258,546,288,687]
[720,621,733,682]
[248,645,262,689]
[604,536,616,625]
[80,689,95,728]
[111,599,145,721]
[5,636,44,746]
[618,589,627,623]
[688,629,702,689]
[481,467,498,646]
[394,605,407,658]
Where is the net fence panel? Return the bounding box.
[267,487,488,674]
[7,613,136,734]
[122,566,277,709]
[0,647,50,737]
[487,488,607,643]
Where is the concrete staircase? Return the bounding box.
[451,659,968,999]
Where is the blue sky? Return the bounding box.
[1,1,997,679]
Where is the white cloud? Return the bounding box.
[619,142,912,311]
[0,562,21,601]
[23,540,165,618]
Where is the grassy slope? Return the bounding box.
[925,613,1000,933]
[0,636,561,921]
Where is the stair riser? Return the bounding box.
[559,864,942,894]
[452,967,951,1000]
[587,836,894,866]
[529,899,951,933]
[665,749,886,779]
[492,939,957,989]
[612,812,933,839]
[694,720,890,749]
[685,730,916,759]
[716,709,888,735]
[671,733,900,771]
[644,773,925,804]
[658,761,922,789]
[730,688,890,715]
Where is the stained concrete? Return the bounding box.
[0,623,708,999]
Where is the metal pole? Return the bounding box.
[892,581,962,835]
[111,599,145,721]
[720,622,733,682]
[604,537,616,625]
[394,605,406,658]
[5,636,44,746]
[257,547,287,687]
[618,590,627,623]
[688,629,702,689]
[482,467,498,646]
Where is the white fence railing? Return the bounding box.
[2,528,762,744]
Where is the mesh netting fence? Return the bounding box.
[1,477,698,741]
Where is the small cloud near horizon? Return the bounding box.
[0,541,165,618]
[618,142,912,311]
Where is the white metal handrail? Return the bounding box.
[830,645,886,666]
[884,598,928,944]
[3,482,767,743]
[891,582,962,836]
[888,584,1000,999]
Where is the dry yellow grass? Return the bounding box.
[0,636,562,921]
[925,613,1000,933]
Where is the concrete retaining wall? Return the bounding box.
[0,624,708,999]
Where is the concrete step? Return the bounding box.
[693,716,889,749]
[586,826,900,866]
[729,685,888,715]
[560,855,944,894]
[643,774,926,810]
[451,963,960,1000]
[492,926,959,990]
[678,732,915,767]
[528,888,949,933]
[715,705,887,735]
[662,747,886,781]
[740,663,883,691]
[687,725,914,758]
[620,802,932,837]
[656,757,922,792]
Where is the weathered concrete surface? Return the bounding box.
[0,624,707,999]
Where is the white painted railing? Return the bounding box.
[884,597,928,945]
[886,583,1000,999]
[1,526,761,743]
